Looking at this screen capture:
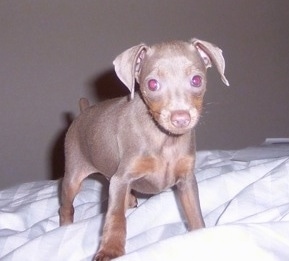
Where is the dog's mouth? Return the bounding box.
[150,109,199,135]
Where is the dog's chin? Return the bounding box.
[166,126,194,136]
[157,121,196,136]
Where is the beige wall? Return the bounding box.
[0,0,288,189]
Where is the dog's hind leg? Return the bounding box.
[59,147,95,225]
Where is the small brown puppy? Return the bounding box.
[59,38,229,261]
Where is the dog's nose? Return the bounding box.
[171,110,191,128]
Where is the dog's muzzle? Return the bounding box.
[157,108,199,135]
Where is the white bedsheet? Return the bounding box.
[0,147,289,260]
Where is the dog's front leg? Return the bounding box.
[94,175,130,261]
[176,174,205,230]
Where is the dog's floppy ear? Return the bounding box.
[113,44,148,100]
[191,38,229,86]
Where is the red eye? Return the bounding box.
[147,79,160,91]
[191,75,202,87]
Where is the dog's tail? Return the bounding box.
[79,98,90,113]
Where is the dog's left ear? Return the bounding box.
[113,44,148,100]
[191,38,229,86]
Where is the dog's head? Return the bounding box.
[113,38,229,135]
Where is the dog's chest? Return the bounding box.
[130,141,194,194]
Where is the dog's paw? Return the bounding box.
[94,251,110,261]
[94,248,125,261]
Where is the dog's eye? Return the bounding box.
[147,79,160,91]
[190,75,202,87]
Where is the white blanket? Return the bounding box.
[1,147,289,260]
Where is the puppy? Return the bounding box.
[59,38,229,261]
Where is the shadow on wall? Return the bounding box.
[90,68,130,102]
[50,112,73,180]
[49,69,131,180]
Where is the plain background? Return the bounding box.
[0,0,288,189]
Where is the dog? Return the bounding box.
[59,38,229,261]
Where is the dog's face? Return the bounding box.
[113,38,229,135]
[138,41,207,135]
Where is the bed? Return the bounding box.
[1,143,289,260]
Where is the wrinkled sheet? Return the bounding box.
[1,147,289,260]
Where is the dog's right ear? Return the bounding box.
[113,44,148,100]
